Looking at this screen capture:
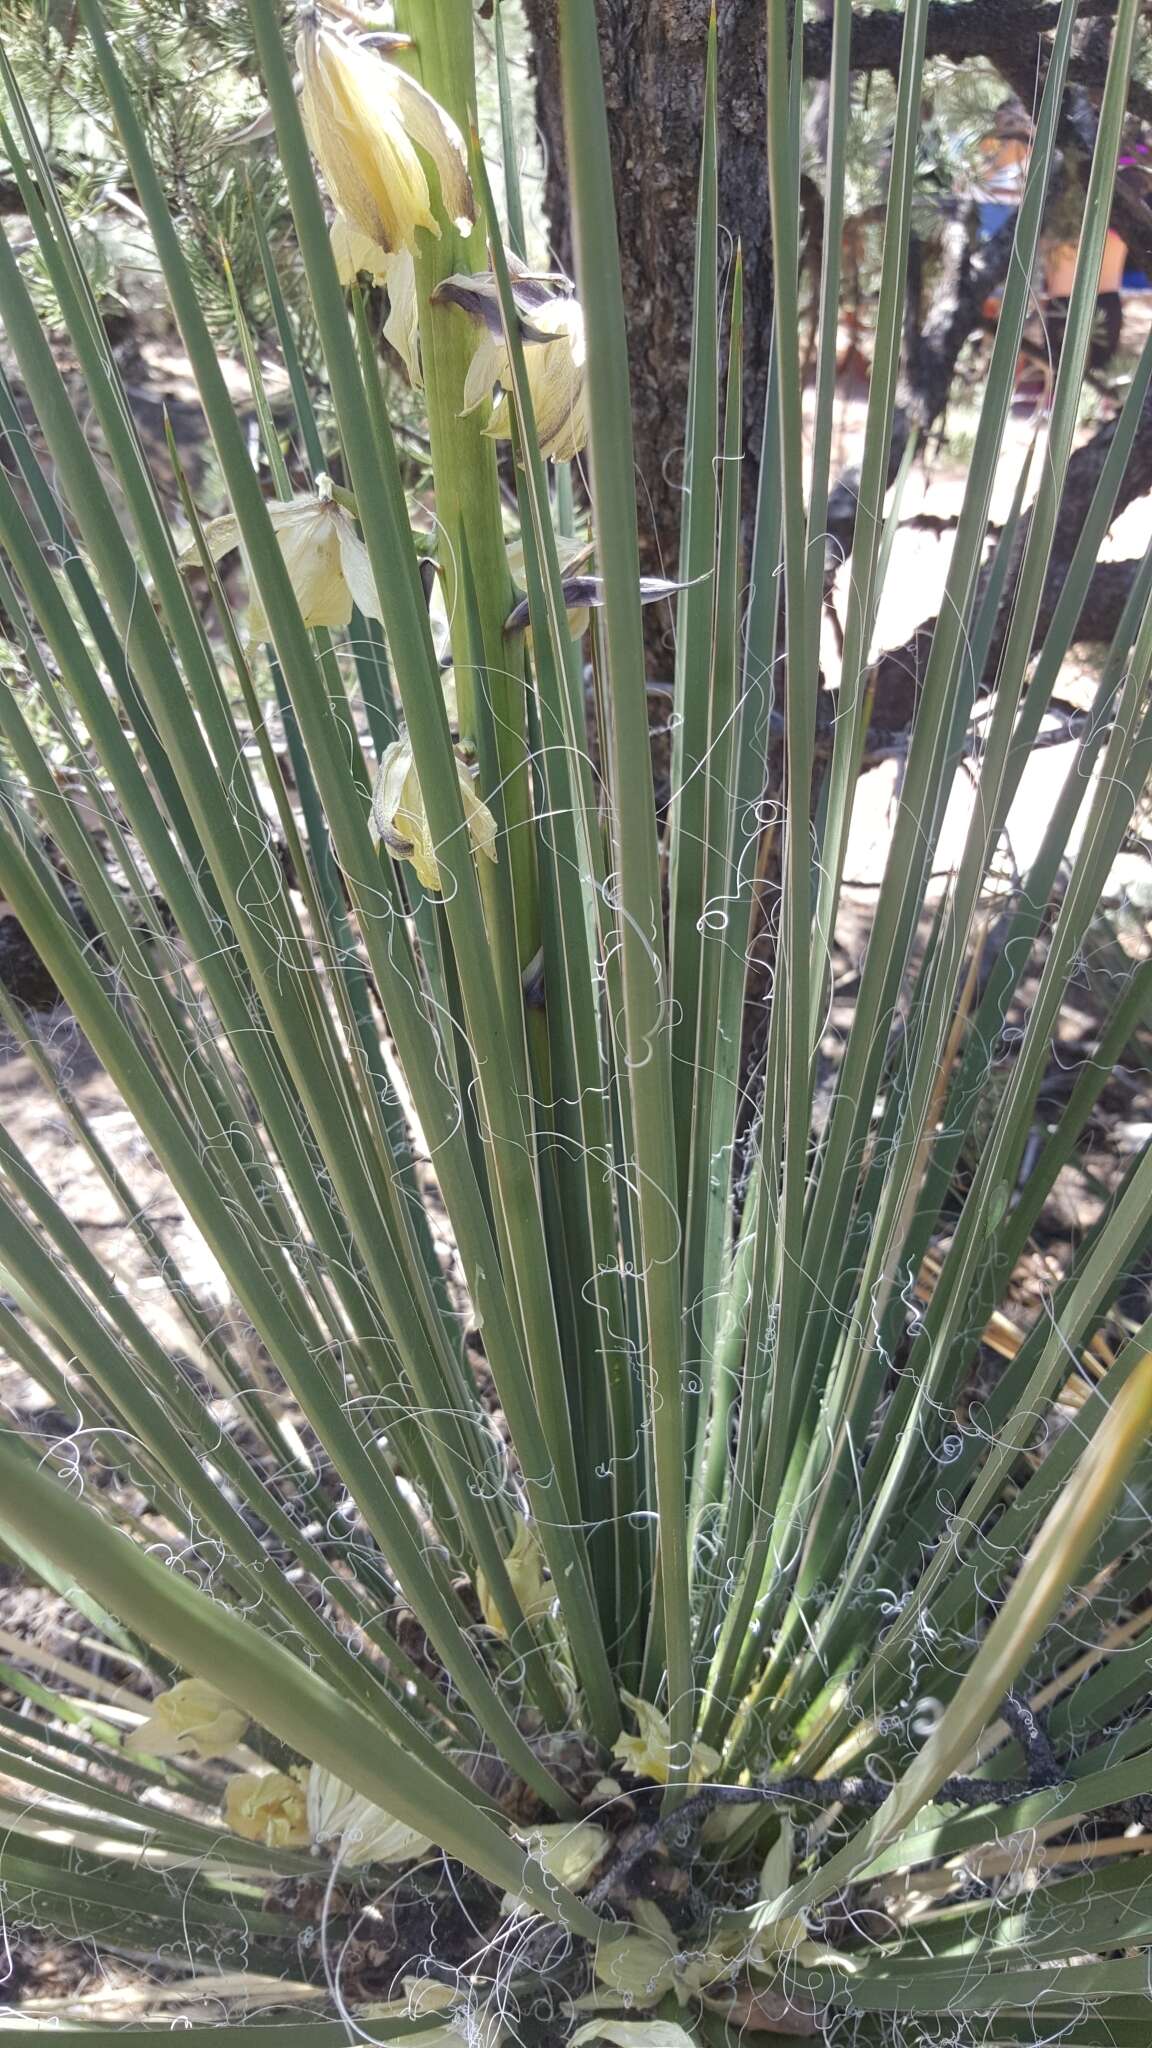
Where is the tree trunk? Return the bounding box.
[522,0,771,667]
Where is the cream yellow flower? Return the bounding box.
[501,1821,607,1915]
[370,738,497,893]
[594,1911,730,2011]
[224,1768,309,1850]
[484,295,586,460]
[570,2024,699,2048]
[368,1982,508,2047]
[330,218,422,389]
[372,1980,457,2023]
[476,1517,553,1635]
[298,15,473,255]
[306,1764,431,1867]
[182,481,381,641]
[612,1691,721,1787]
[125,1679,247,1761]
[436,271,587,461]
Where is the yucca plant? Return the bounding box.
[1,0,1152,2040]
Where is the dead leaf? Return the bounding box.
[721,1984,823,2036]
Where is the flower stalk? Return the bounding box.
[391,0,538,973]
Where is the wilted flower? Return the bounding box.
[612,1691,721,1787]
[331,217,422,388]
[181,480,381,641]
[435,270,587,462]
[224,1767,309,1849]
[502,547,681,640]
[125,1679,247,1760]
[476,1517,553,1635]
[370,738,497,893]
[298,13,473,255]
[306,1764,431,1867]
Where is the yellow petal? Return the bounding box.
[522,301,587,461]
[125,1678,247,1761]
[224,1769,309,1849]
[394,760,441,891]
[381,246,422,388]
[475,296,587,461]
[612,1691,719,1787]
[330,214,391,285]
[372,1980,456,2022]
[275,504,351,629]
[298,21,443,254]
[571,2026,699,2048]
[370,742,497,892]
[517,1820,608,1893]
[458,765,498,867]
[477,1518,551,1635]
[306,1764,431,1867]
[178,512,242,568]
[461,330,507,419]
[594,1929,675,2006]
[335,517,384,621]
[370,738,415,850]
[387,67,475,237]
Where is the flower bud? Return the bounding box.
[501,1821,608,1914]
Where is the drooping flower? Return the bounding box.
[181,480,381,641]
[306,1764,431,1867]
[370,737,498,893]
[435,270,587,462]
[612,1691,721,1787]
[298,13,473,255]
[125,1679,247,1761]
[330,217,422,388]
[476,1517,553,1635]
[224,1767,310,1849]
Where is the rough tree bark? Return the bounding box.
[521,0,771,652]
[523,0,1150,650]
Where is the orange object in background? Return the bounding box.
[1044,227,1128,296]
